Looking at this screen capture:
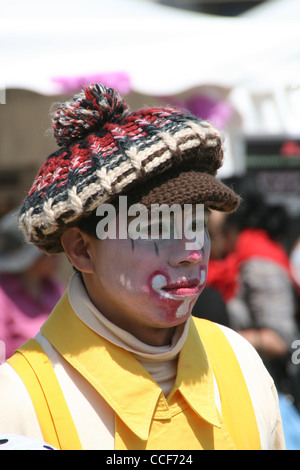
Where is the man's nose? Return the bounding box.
[168,239,203,267]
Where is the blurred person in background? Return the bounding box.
[224,192,300,449]
[290,237,300,312]
[0,208,65,359]
[202,190,300,449]
[205,188,300,443]
[222,193,299,386]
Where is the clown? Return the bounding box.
[0,84,285,450]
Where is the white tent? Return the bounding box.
[242,0,300,20]
[1,0,300,98]
[1,0,300,178]
[229,0,300,136]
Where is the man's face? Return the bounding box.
[85,207,211,344]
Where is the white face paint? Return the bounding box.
[152,278,195,318]
[85,209,211,344]
[151,269,207,318]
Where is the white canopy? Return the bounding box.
[1,0,299,97]
[1,0,300,178]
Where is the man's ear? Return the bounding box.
[61,227,95,274]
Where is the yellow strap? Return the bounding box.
[194,319,261,450]
[116,318,261,450]
[7,317,261,450]
[7,339,82,450]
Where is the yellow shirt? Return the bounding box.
[8,291,262,450]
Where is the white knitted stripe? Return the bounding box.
[19,207,34,238]
[95,168,113,193]
[104,160,133,182]
[110,171,138,194]
[43,198,56,224]
[67,187,83,213]
[186,120,218,139]
[125,146,144,175]
[178,138,202,152]
[143,149,172,173]
[157,131,179,154]
[126,138,166,165]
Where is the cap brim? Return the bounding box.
[124,170,240,212]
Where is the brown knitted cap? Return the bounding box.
[19,84,240,254]
[124,169,238,211]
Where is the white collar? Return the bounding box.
[68,273,189,362]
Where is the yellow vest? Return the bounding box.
[8,293,261,450]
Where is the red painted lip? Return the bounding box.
[162,279,200,296]
[163,279,199,289]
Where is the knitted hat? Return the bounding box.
[19,84,240,254]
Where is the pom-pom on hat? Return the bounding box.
[19,83,240,254]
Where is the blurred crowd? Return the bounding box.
[192,179,300,449]
[0,207,65,360]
